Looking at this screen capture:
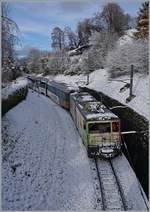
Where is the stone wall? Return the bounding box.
[80,87,149,197]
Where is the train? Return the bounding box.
[27,76,122,158]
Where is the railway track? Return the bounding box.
[92,158,128,210]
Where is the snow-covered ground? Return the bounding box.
[2,90,148,210]
[2,77,28,100]
[49,69,149,119]
[2,90,96,210]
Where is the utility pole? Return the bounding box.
[129,64,134,98]
[126,65,136,102]
[86,72,90,85]
[86,52,90,85]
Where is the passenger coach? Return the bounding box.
[46,81,75,109]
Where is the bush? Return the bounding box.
[47,51,70,74]
[2,86,28,116]
[106,39,148,78]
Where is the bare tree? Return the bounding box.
[106,39,148,78]
[77,18,93,45]
[51,27,64,51]
[2,2,20,82]
[64,27,79,49]
[47,50,70,74]
[26,48,43,73]
[101,3,129,35]
[88,30,118,70]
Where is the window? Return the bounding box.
[88,122,111,134]
[48,85,52,92]
[112,122,120,132]
[40,82,45,88]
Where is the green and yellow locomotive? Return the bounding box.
[70,92,121,158]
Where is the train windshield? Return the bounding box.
[88,122,111,134]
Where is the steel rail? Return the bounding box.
[109,159,128,210]
[94,158,106,210]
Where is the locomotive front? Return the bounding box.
[85,102,122,158]
[87,118,121,158]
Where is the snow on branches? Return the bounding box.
[106,39,148,78]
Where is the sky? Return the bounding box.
[7,0,144,57]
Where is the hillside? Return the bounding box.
[45,69,148,120]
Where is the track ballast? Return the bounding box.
[91,158,128,210]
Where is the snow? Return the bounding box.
[2,77,28,100]
[117,29,137,46]
[86,112,117,120]
[51,69,149,119]
[81,95,95,101]
[112,154,148,210]
[2,90,96,210]
[2,90,148,210]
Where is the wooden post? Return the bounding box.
[126,64,135,102]
[86,73,89,85]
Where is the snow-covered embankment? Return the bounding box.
[2,78,28,116]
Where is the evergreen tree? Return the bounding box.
[135,2,149,39]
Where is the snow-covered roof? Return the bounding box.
[68,44,92,56]
[71,92,118,121]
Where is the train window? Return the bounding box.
[88,123,111,133]
[48,85,52,91]
[40,82,45,88]
[56,88,60,96]
[112,122,120,132]
[51,86,55,93]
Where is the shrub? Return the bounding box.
[2,85,28,116]
[106,39,148,78]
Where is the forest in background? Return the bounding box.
[2,2,149,83]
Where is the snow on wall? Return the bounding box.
[2,78,28,100]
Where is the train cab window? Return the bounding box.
[112,121,120,132]
[88,123,111,134]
